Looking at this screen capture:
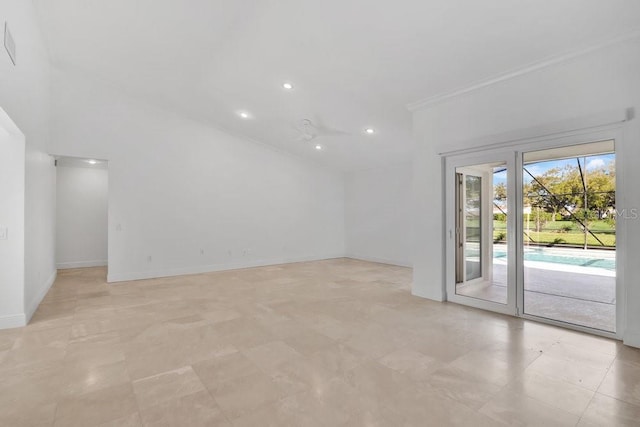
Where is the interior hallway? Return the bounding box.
[1,259,639,426]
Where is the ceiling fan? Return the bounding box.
[293,118,349,143]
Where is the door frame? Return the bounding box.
[443,124,625,340]
[513,128,624,340]
[445,148,518,316]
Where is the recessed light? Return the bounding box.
[87,160,98,165]
[315,145,322,150]
[282,82,294,90]
[238,111,251,119]
[364,128,375,135]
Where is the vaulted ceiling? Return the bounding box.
[34,0,640,171]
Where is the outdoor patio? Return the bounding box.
[457,247,616,332]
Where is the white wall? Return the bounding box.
[56,165,108,269]
[50,69,345,282]
[412,37,640,347]
[345,164,412,267]
[0,109,25,328]
[0,1,56,326]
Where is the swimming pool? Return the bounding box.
[493,249,616,271]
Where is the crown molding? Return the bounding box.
[407,28,640,113]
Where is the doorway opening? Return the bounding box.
[55,156,108,272]
[455,162,509,305]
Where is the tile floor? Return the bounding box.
[1,258,639,426]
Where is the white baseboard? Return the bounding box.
[57,260,108,269]
[411,286,446,302]
[25,269,57,322]
[0,313,26,330]
[107,254,345,283]
[624,331,640,349]
[345,254,412,268]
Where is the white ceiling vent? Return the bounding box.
[4,22,16,65]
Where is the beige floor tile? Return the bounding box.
[208,370,284,419]
[558,329,621,356]
[0,328,21,351]
[390,386,504,427]
[124,341,193,381]
[2,261,639,426]
[231,390,352,427]
[96,412,143,427]
[527,353,611,391]
[65,330,126,370]
[0,401,57,427]
[60,360,131,397]
[448,350,522,387]
[480,387,580,427]
[423,365,503,410]
[616,344,640,368]
[132,365,206,409]
[11,325,70,350]
[54,383,139,427]
[343,359,415,408]
[506,369,595,415]
[192,352,262,390]
[579,392,640,426]
[378,348,443,381]
[282,330,337,356]
[408,333,474,363]
[598,360,640,406]
[70,318,120,339]
[138,390,230,426]
[243,340,303,372]
[0,361,65,408]
[308,343,365,377]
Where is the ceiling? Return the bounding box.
[34,0,640,171]
[55,156,108,169]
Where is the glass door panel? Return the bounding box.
[464,175,482,281]
[522,140,616,333]
[450,160,512,308]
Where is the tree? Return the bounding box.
[524,167,566,221]
[494,182,507,201]
[523,156,616,248]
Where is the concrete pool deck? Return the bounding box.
[457,248,616,332]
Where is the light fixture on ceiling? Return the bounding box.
[315,144,322,150]
[87,160,98,165]
[364,128,375,135]
[282,82,294,90]
[238,111,251,119]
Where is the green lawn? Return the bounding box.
[492,220,616,247]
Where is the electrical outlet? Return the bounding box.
[0,226,7,240]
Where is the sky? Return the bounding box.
[491,153,615,187]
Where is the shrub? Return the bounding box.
[558,223,573,233]
[494,232,506,243]
[547,237,565,247]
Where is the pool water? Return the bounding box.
[493,249,616,271]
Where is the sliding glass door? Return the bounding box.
[445,135,620,337]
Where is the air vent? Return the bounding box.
[4,22,16,65]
